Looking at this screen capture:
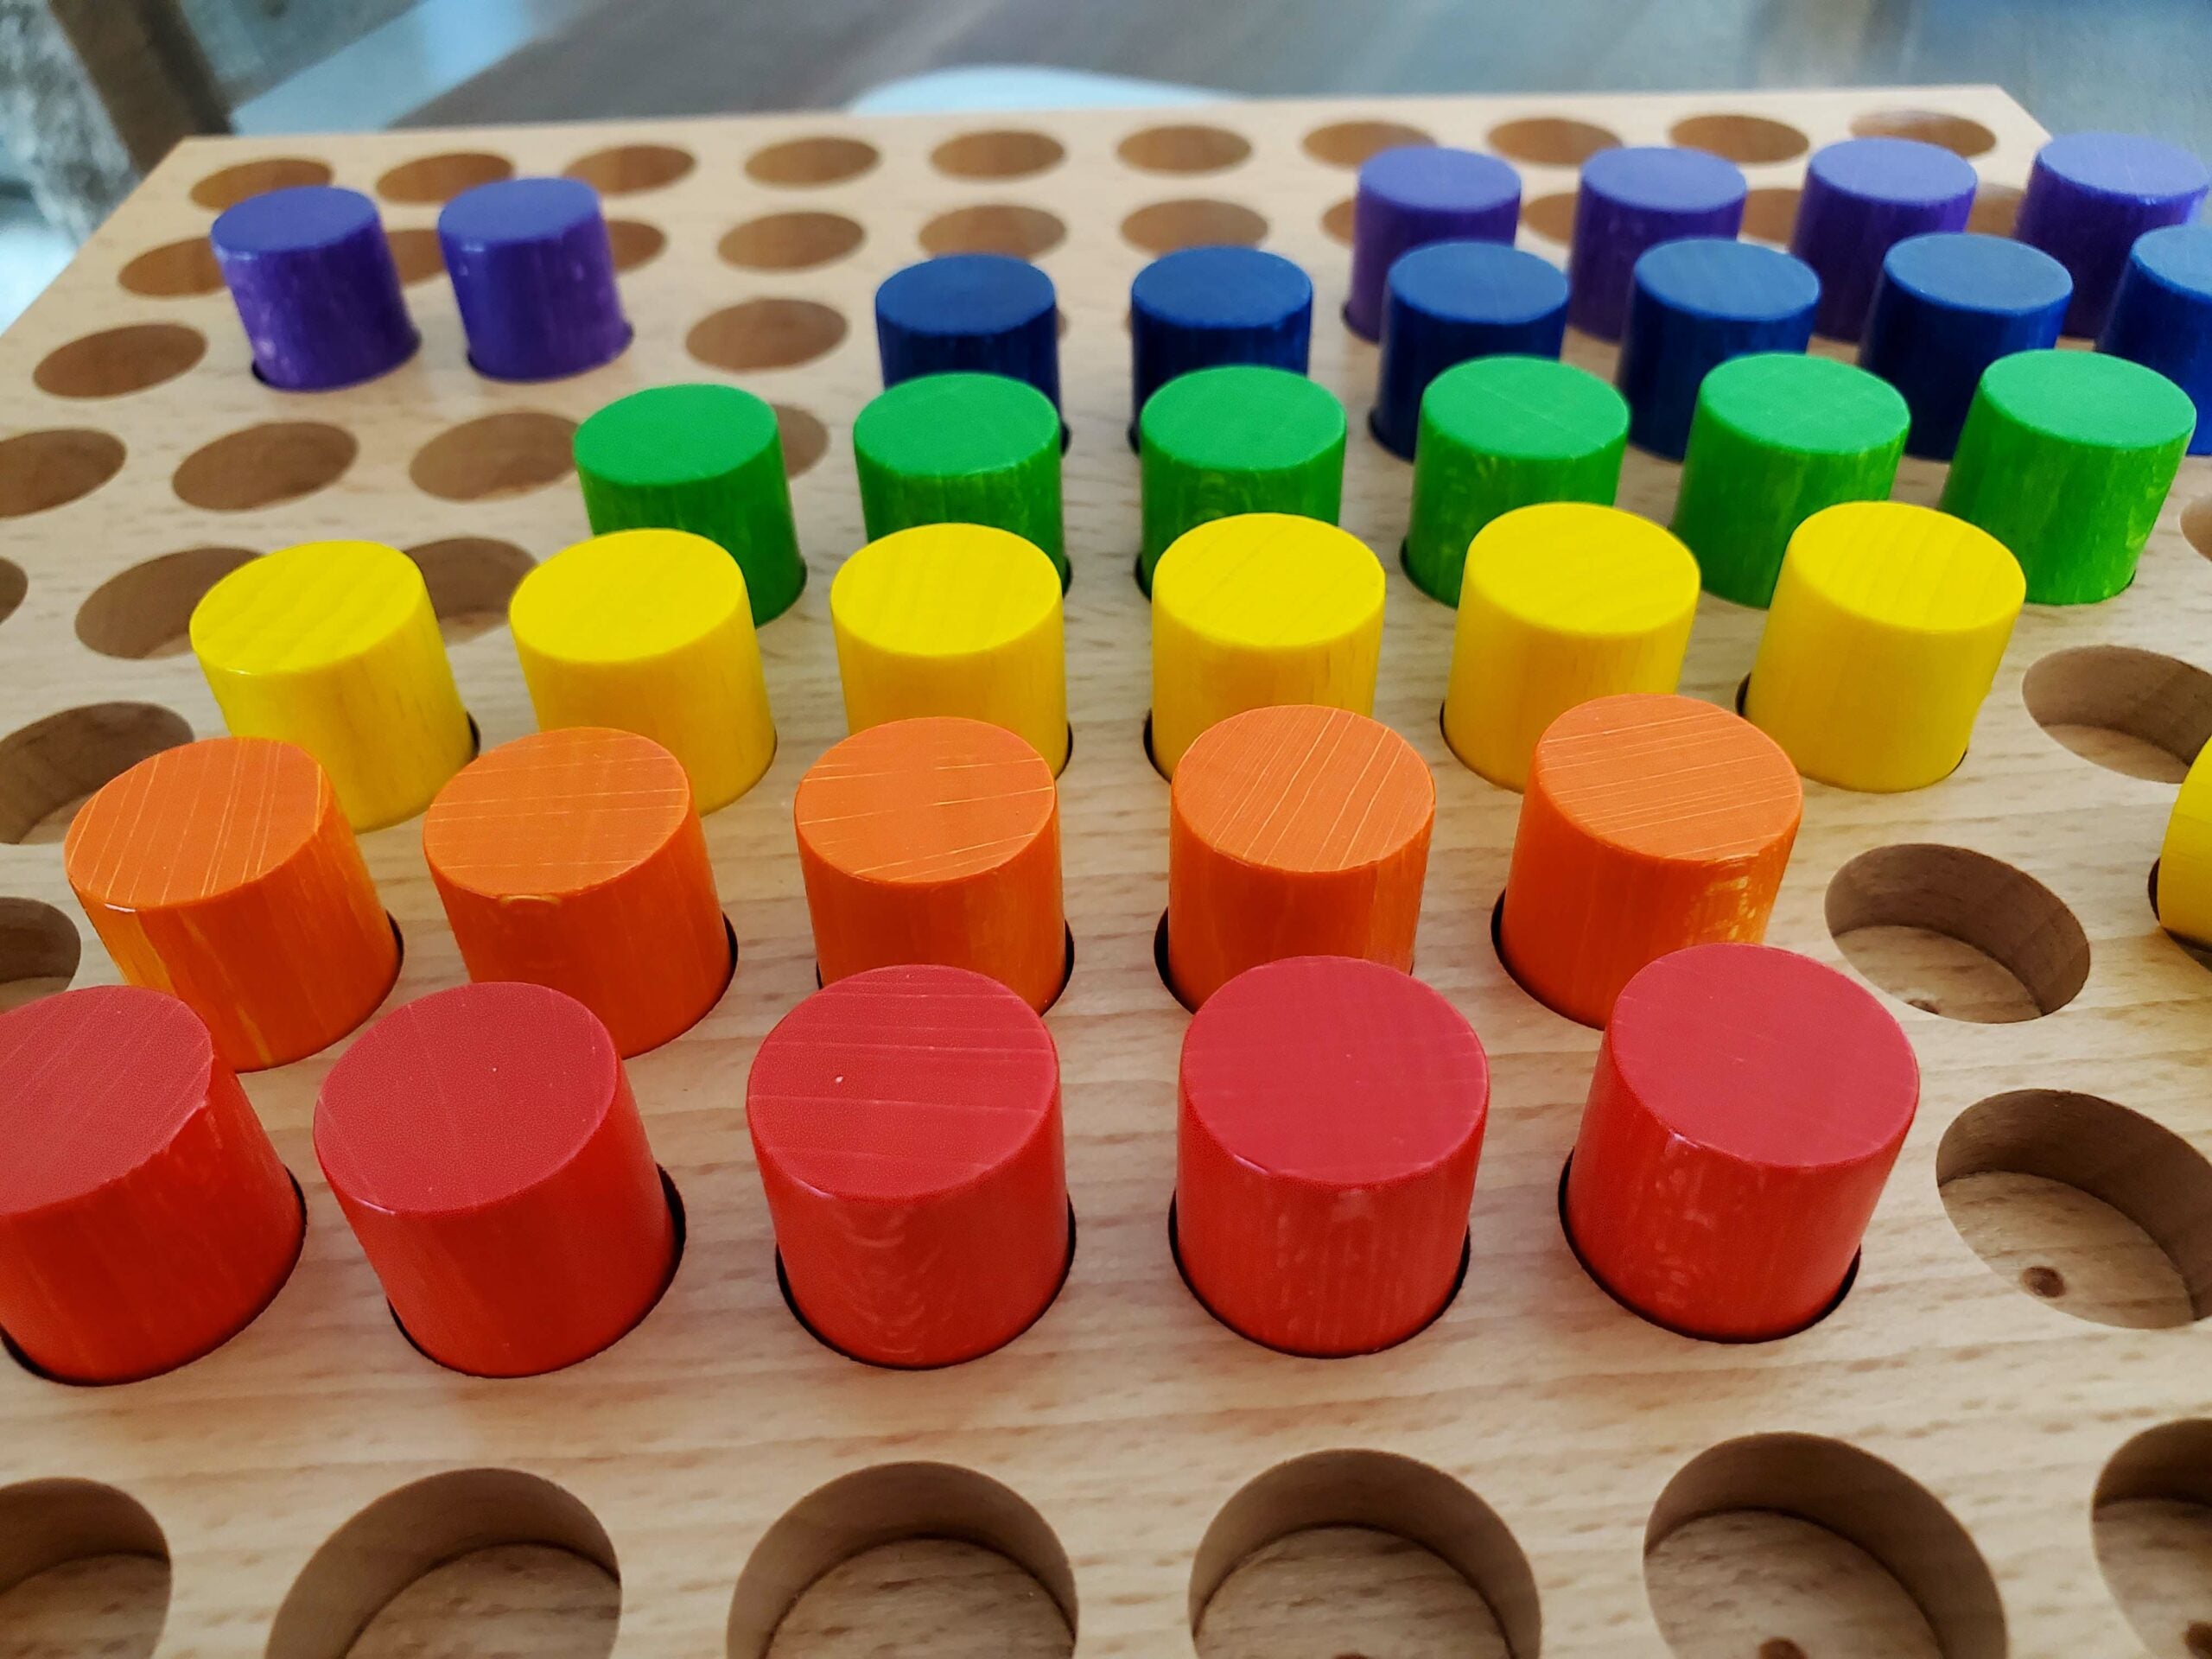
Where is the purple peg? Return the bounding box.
[211,186,417,391]
[1790,137,1978,341]
[439,177,631,381]
[1344,146,1522,340]
[2015,132,2210,337]
[1567,147,1746,341]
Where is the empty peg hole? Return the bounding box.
[773,405,830,478]
[76,546,256,658]
[2096,1424,2212,1659]
[1487,117,1620,167]
[1522,191,1576,245]
[605,219,665,272]
[1122,199,1268,256]
[1118,124,1252,175]
[0,703,192,844]
[1645,1434,2005,1659]
[267,1470,617,1659]
[409,411,576,503]
[0,429,125,518]
[403,538,535,643]
[728,1464,1075,1659]
[375,151,512,205]
[383,228,444,284]
[1849,111,1998,158]
[1967,182,2021,237]
[1742,186,1802,245]
[118,237,223,297]
[1192,1452,1538,1659]
[918,204,1066,260]
[0,561,22,632]
[1669,113,1809,164]
[1826,843,2089,1022]
[1302,120,1433,167]
[687,300,848,373]
[35,324,206,398]
[0,1481,168,1659]
[189,156,332,211]
[173,422,354,512]
[1938,1089,2212,1328]
[0,899,79,1012]
[2184,495,2212,563]
[1321,197,1356,244]
[2023,645,2212,780]
[744,136,879,188]
[931,129,1065,181]
[564,143,695,194]
[720,211,864,271]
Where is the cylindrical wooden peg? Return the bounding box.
[875,252,1060,411]
[1564,943,1918,1341]
[747,963,1069,1369]
[2101,224,2212,455]
[1344,145,1522,340]
[439,176,630,379]
[1129,245,1313,435]
[65,735,397,1071]
[2015,131,2210,337]
[1177,955,1488,1356]
[1167,703,1433,1008]
[510,528,778,812]
[1150,512,1385,777]
[830,522,1068,770]
[796,716,1065,1011]
[1371,242,1568,461]
[1442,502,1699,791]
[2159,741,2212,946]
[1746,500,2023,791]
[1618,238,1819,460]
[0,986,302,1383]
[315,982,676,1377]
[212,184,418,390]
[191,539,473,831]
[1498,695,1802,1027]
[1567,146,1747,341]
[1789,137,1977,341]
[423,727,730,1057]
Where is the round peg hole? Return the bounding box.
[1192,1452,1537,1659]
[1487,116,1621,167]
[1118,124,1252,175]
[720,210,864,271]
[931,129,1065,180]
[1320,197,1355,244]
[0,1481,168,1659]
[118,237,224,297]
[270,1470,617,1659]
[375,150,513,205]
[189,156,332,211]
[1646,1434,2004,1659]
[1850,110,1999,158]
[0,429,124,518]
[1939,1089,2212,1328]
[2184,494,2212,562]
[403,538,535,643]
[2024,645,2212,780]
[773,404,828,477]
[383,227,445,284]
[1967,181,2022,236]
[1522,190,1576,244]
[1826,843,2090,1022]
[605,219,665,272]
[1303,119,1434,167]
[686,298,848,373]
[1669,112,1810,164]
[744,135,880,187]
[729,1465,1074,1659]
[172,422,354,512]
[408,411,577,502]
[563,143,695,194]
[76,546,256,658]
[1121,199,1268,255]
[0,561,22,632]
[918,204,1066,259]
[1742,185,1802,245]
[2096,1424,2212,1659]
[0,703,192,844]
[34,322,206,398]
[0,899,79,1011]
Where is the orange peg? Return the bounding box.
[423,728,732,1057]
[64,736,398,1071]
[1499,693,1802,1027]
[1166,703,1434,1007]
[794,716,1066,1011]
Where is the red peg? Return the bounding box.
[0,986,302,1383]
[747,963,1068,1368]
[1176,956,1489,1356]
[314,982,676,1377]
[1564,943,1918,1341]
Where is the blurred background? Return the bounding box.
[3,0,2209,325]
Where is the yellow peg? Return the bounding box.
[191,540,472,830]
[830,522,1068,771]
[1441,502,1699,791]
[2161,747,2212,946]
[1149,512,1384,777]
[1745,500,2023,792]
[509,528,777,812]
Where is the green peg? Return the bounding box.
[854,372,1068,587]
[573,382,806,624]
[1402,355,1628,607]
[1940,348,2195,605]
[1137,365,1344,593]
[1673,353,1909,608]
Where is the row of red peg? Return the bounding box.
[0,935,1915,1383]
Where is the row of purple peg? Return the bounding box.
[210,176,631,391]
